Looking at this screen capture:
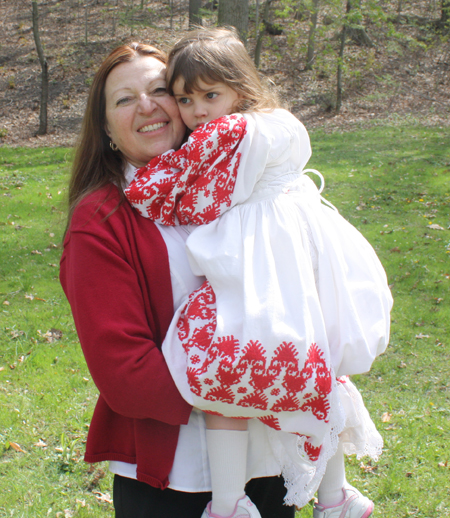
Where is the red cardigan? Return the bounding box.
[60,185,192,489]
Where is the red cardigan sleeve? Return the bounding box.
[60,186,192,426]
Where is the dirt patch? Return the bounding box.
[0,0,449,148]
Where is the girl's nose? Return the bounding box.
[193,102,207,118]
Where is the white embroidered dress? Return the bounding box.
[125,110,392,507]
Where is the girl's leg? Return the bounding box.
[205,413,250,517]
[314,440,374,518]
[317,441,346,506]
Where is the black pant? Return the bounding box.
[113,474,296,518]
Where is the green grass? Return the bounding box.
[1,124,449,517]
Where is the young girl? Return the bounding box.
[124,28,392,518]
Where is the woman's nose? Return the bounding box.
[137,93,157,113]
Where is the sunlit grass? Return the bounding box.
[1,124,449,517]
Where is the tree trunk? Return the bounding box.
[189,0,202,27]
[346,0,373,46]
[169,0,174,29]
[305,0,320,70]
[32,1,48,135]
[336,1,350,113]
[218,0,249,43]
[85,2,89,44]
[254,0,272,67]
[439,0,450,28]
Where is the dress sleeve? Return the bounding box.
[60,195,192,425]
[124,114,248,225]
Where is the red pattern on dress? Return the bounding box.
[177,281,333,461]
[124,115,246,226]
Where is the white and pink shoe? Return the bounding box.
[313,485,374,518]
[201,495,262,518]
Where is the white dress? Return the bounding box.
[125,110,392,507]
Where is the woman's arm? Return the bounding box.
[60,188,192,425]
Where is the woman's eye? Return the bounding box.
[116,97,132,106]
[206,92,218,100]
[152,87,167,95]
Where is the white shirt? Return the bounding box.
[109,165,281,492]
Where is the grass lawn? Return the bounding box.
[1,124,449,517]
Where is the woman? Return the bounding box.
[60,42,295,518]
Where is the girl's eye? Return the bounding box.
[178,97,191,105]
[206,92,218,100]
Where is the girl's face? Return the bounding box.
[104,56,186,168]
[172,77,241,131]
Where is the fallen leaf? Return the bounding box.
[390,246,401,253]
[31,250,42,255]
[3,301,10,306]
[427,224,445,230]
[34,439,47,448]
[9,441,26,453]
[0,367,4,372]
[93,491,113,504]
[438,461,448,468]
[25,294,34,300]
[381,412,392,422]
[43,328,63,342]
[398,361,407,368]
[360,461,378,473]
[415,333,430,339]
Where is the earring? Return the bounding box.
[110,140,119,151]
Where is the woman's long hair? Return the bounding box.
[65,43,167,233]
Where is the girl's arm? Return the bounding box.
[124,114,248,225]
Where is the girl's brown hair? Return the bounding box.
[166,27,280,113]
[65,42,166,233]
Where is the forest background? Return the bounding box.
[0,0,449,146]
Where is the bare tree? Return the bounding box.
[32,0,48,135]
[218,0,249,42]
[336,0,350,113]
[305,0,320,70]
[189,0,202,27]
[437,0,450,29]
[254,0,273,67]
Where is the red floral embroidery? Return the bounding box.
[124,115,247,225]
[176,281,333,464]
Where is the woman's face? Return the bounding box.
[105,56,186,168]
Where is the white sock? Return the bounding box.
[206,429,248,517]
[317,441,346,506]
